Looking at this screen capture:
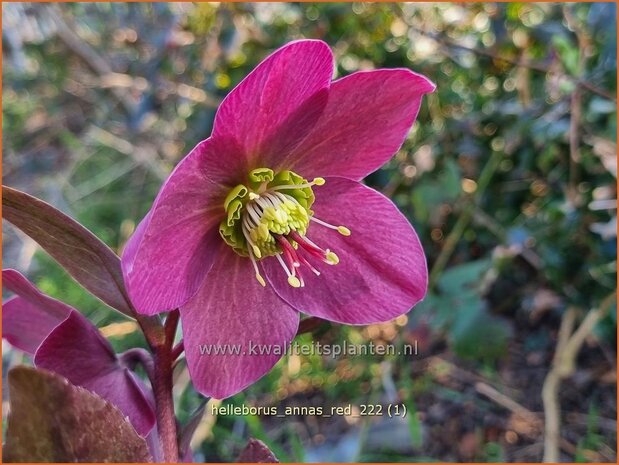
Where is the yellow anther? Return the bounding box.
[249,229,258,242]
[255,273,266,287]
[248,192,260,200]
[313,177,326,186]
[263,207,276,220]
[275,209,288,224]
[325,250,339,265]
[287,276,301,288]
[252,245,262,259]
[337,226,351,236]
[258,223,270,241]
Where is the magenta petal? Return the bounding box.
[212,40,333,162]
[287,69,435,180]
[35,311,156,436]
[2,269,73,354]
[264,177,427,324]
[122,137,245,315]
[181,245,299,399]
[81,368,157,438]
[145,428,162,463]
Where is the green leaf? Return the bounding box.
[437,259,492,295]
[3,366,151,463]
[449,305,512,363]
[2,185,134,317]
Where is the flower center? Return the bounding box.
[219,168,350,288]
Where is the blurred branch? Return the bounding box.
[542,294,616,462]
[568,87,583,191]
[476,381,539,422]
[86,125,169,180]
[47,6,136,117]
[98,73,221,108]
[564,5,589,195]
[418,29,616,102]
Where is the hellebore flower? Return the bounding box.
[122,40,434,398]
[2,269,156,437]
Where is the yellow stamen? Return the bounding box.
[252,245,262,259]
[325,250,339,265]
[248,192,260,200]
[256,273,266,287]
[287,276,301,288]
[313,177,326,186]
[337,226,351,236]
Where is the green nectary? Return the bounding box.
[219,168,316,258]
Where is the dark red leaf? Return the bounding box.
[2,185,134,316]
[297,316,327,336]
[238,438,280,463]
[3,366,152,462]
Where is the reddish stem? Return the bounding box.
[151,310,181,462]
[164,309,180,343]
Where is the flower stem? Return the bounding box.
[153,346,179,462]
[151,310,181,462]
[165,309,180,343]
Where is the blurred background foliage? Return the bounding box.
[2,2,617,462]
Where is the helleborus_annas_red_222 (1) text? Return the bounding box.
[121,39,435,399]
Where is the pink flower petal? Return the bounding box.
[285,69,435,180]
[2,269,73,354]
[212,40,333,164]
[263,177,427,324]
[35,311,156,436]
[181,244,298,399]
[122,137,245,314]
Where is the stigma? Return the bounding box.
[219,168,350,288]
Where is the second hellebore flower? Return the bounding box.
[122,40,435,398]
[2,269,156,436]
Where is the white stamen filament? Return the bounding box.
[254,195,272,210]
[310,216,351,236]
[246,202,263,226]
[241,221,262,258]
[275,253,292,277]
[248,247,266,287]
[276,253,301,287]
